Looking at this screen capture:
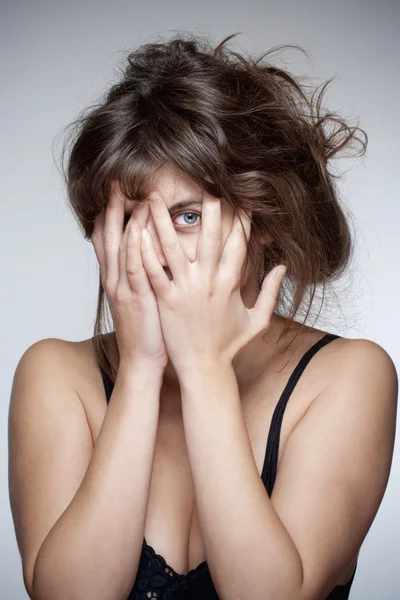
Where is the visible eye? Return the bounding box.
[173,211,201,229]
[122,210,201,232]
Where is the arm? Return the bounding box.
[8,338,163,600]
[178,339,398,600]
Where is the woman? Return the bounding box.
[8,33,398,600]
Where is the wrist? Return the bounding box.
[117,359,165,382]
[175,355,234,384]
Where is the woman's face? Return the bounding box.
[120,163,275,389]
[123,164,239,278]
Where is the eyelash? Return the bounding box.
[123,211,201,231]
[173,211,201,229]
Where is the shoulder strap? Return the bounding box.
[261,333,341,495]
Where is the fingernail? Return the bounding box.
[274,265,286,279]
[130,223,139,235]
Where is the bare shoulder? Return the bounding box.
[9,335,101,447]
[334,335,397,365]
[318,335,398,400]
[308,335,398,440]
[268,335,397,596]
[14,335,90,372]
[10,334,110,454]
[11,337,80,400]
[300,334,398,504]
[9,337,97,597]
[17,334,108,389]
[298,333,398,401]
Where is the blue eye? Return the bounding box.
[174,211,201,229]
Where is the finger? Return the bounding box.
[147,197,187,283]
[118,200,149,287]
[103,182,126,290]
[220,208,251,283]
[141,227,171,296]
[124,222,153,293]
[250,265,286,332]
[197,197,222,273]
[91,211,107,286]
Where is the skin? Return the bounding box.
[105,163,397,595]
[121,163,290,403]
[8,163,397,599]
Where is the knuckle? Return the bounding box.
[162,240,180,254]
[220,269,238,288]
[126,262,142,276]
[114,286,130,303]
[207,228,222,240]
[102,230,114,245]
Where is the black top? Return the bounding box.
[100,332,357,599]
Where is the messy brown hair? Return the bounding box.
[58,31,367,383]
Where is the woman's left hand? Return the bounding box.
[140,196,286,374]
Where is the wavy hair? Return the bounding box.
[57,31,367,383]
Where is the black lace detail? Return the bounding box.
[126,539,356,599]
[126,539,217,600]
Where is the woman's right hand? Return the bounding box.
[91,182,168,371]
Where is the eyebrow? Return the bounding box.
[125,198,202,214]
[124,197,203,216]
[167,198,202,212]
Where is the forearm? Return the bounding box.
[179,362,303,600]
[32,363,163,600]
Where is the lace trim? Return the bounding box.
[143,538,209,579]
[128,540,357,600]
[127,539,212,600]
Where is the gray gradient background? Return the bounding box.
[1,1,399,598]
